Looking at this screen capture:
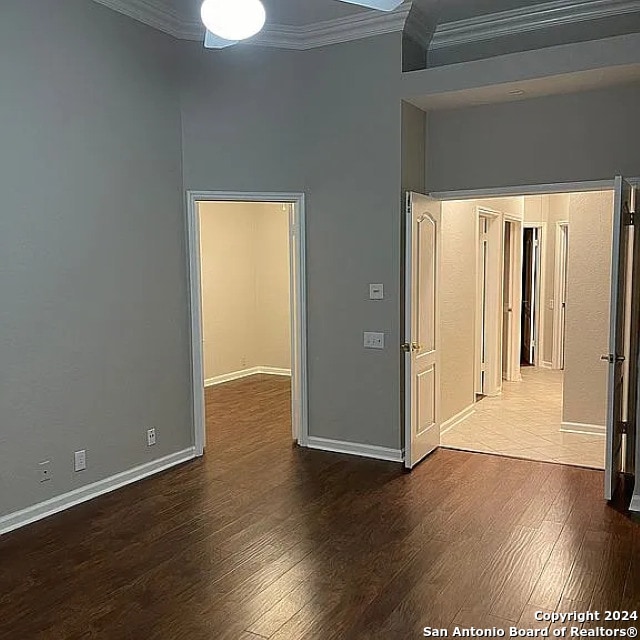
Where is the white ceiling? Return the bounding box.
[91,0,640,49]
[173,0,547,27]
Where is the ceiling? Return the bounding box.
[168,0,556,28]
[92,0,640,50]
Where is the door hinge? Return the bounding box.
[620,421,630,434]
[623,202,635,226]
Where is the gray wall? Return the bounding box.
[426,83,640,192]
[180,34,405,449]
[0,0,191,518]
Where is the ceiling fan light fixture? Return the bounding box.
[204,30,239,49]
[338,0,404,11]
[200,0,266,41]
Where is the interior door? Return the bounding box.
[558,225,569,370]
[502,221,512,379]
[605,176,636,501]
[404,192,441,469]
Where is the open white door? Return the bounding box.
[404,192,442,469]
[605,176,637,501]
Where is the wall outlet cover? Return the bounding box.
[364,331,385,349]
[74,450,87,472]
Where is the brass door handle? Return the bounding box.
[401,343,422,352]
[601,354,625,363]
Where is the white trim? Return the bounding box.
[561,421,606,435]
[552,221,570,369]
[630,492,640,512]
[523,222,547,369]
[90,0,411,48]
[430,0,640,51]
[0,448,196,536]
[92,0,640,51]
[430,180,616,201]
[440,404,475,435]
[476,208,503,397]
[259,367,292,377]
[186,191,309,456]
[306,436,403,463]
[204,367,292,387]
[541,360,553,369]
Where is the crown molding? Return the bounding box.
[91,0,190,38]
[430,0,640,50]
[91,0,640,51]
[91,0,412,48]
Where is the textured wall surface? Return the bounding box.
[0,0,190,518]
[563,191,614,426]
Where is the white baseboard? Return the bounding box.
[440,403,475,436]
[630,492,640,513]
[561,422,606,436]
[205,366,292,387]
[541,361,553,369]
[259,367,292,377]
[0,447,196,536]
[305,436,403,463]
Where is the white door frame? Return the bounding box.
[503,215,523,382]
[186,190,309,456]
[476,207,502,396]
[552,221,569,369]
[523,221,546,368]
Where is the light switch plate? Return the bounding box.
[369,284,384,300]
[364,332,385,349]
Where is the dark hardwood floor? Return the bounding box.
[1,374,638,639]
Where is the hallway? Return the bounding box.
[442,368,605,469]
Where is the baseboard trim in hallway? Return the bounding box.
[205,367,292,387]
[0,447,196,536]
[440,403,475,435]
[306,436,403,463]
[561,421,606,436]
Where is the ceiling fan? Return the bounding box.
[203,0,405,49]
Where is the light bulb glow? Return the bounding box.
[201,0,266,41]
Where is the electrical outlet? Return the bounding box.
[74,450,87,472]
[364,331,385,350]
[147,428,156,447]
[39,460,51,483]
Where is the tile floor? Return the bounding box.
[441,367,605,469]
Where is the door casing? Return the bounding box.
[186,191,309,456]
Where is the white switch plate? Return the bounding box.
[364,331,385,349]
[74,450,87,472]
[369,284,384,300]
[147,428,157,446]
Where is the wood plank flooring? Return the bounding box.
[0,374,638,639]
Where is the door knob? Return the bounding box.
[412,342,421,351]
[601,354,625,363]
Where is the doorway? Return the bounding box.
[433,189,615,471]
[186,191,308,456]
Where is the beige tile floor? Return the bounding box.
[441,367,605,469]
